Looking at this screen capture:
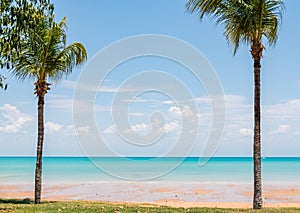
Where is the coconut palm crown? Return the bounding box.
[12,16,87,91]
[186,0,283,53]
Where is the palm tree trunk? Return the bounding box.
[251,42,263,209]
[34,95,45,204]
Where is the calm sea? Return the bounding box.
[0,157,299,184]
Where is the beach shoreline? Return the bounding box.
[1,182,300,208]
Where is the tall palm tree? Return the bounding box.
[186,0,284,209]
[9,15,87,204]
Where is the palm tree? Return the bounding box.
[186,0,284,209]
[9,15,87,204]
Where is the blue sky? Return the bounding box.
[0,0,299,157]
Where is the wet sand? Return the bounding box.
[1,182,300,208]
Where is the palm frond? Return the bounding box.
[186,0,223,20]
[47,42,87,82]
[186,0,284,54]
[9,14,87,86]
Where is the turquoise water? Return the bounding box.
[0,157,299,184]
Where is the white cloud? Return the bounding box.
[193,96,211,104]
[47,97,73,111]
[263,99,300,120]
[103,125,116,134]
[98,86,136,93]
[182,105,194,118]
[161,100,175,105]
[0,104,33,133]
[49,96,112,112]
[272,124,291,135]
[59,80,77,90]
[63,94,300,156]
[121,98,161,103]
[239,128,252,136]
[65,125,90,135]
[168,105,194,118]
[75,125,90,134]
[168,106,181,117]
[131,123,150,133]
[45,121,63,134]
[123,123,151,134]
[129,112,144,117]
[44,122,90,136]
[69,80,138,93]
[163,120,181,133]
[193,94,241,105]
[104,120,182,136]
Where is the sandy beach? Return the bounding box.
[1,182,300,208]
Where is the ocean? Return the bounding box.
[0,157,299,184]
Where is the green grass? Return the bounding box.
[0,199,299,213]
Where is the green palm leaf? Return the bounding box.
[186,0,284,53]
[10,16,87,86]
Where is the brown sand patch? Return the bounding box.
[45,194,78,200]
[192,188,213,195]
[241,190,252,197]
[265,188,300,197]
[242,188,300,202]
[2,183,300,209]
[150,187,177,193]
[155,198,183,203]
[264,202,300,208]
[0,185,19,191]
[1,185,32,198]
[43,185,76,193]
[1,191,33,198]
[263,188,300,202]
